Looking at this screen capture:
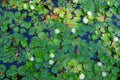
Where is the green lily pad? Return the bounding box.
[0,64,6,72]
[52,67,58,73]
[6,65,17,77]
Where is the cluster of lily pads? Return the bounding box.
[0,0,120,80]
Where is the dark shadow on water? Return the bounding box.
[12,19,15,24]
[41,0,46,2]
[52,0,58,7]
[43,28,51,37]
[90,52,99,61]
[21,10,28,14]
[94,38,100,43]
[1,7,7,11]
[23,32,33,43]
[24,16,31,22]
[8,29,14,34]
[75,4,80,9]
[79,32,92,43]
[41,0,58,7]
[9,8,18,13]
[0,61,25,70]
[112,15,120,29]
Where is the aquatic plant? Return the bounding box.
[0,0,120,80]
